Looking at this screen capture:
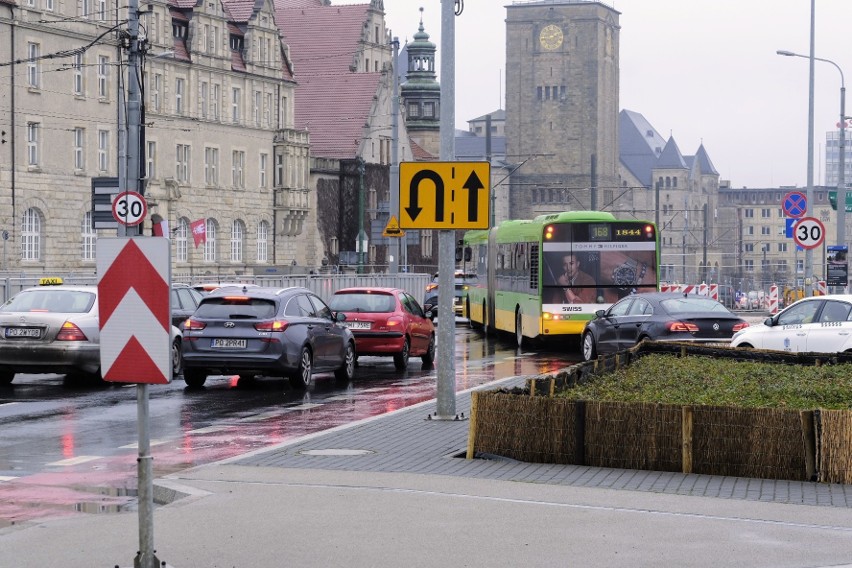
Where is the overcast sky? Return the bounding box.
[378,0,852,190]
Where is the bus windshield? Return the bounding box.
[541,221,658,307]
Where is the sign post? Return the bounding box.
[97,237,170,568]
[400,160,490,420]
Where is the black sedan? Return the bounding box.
[581,292,749,361]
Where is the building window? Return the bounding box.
[231,220,244,263]
[97,55,109,98]
[253,91,261,125]
[744,243,754,252]
[201,81,208,118]
[745,259,754,273]
[73,53,84,95]
[176,144,191,182]
[27,43,40,88]
[175,218,188,262]
[424,101,435,118]
[96,0,106,20]
[204,147,218,185]
[98,130,109,171]
[74,127,85,170]
[212,84,220,121]
[203,219,217,262]
[744,209,754,218]
[408,102,419,118]
[275,152,284,186]
[761,208,771,218]
[45,0,54,10]
[146,141,157,179]
[256,221,268,262]
[259,153,268,188]
[21,208,41,261]
[151,73,162,112]
[778,242,788,252]
[231,87,241,123]
[81,212,96,261]
[175,77,185,115]
[27,122,39,166]
[421,230,433,259]
[232,150,245,188]
[265,93,273,127]
[761,226,771,236]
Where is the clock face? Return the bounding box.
[539,24,563,50]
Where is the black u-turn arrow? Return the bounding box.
[406,170,445,223]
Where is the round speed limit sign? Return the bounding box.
[111,191,148,227]
[793,216,825,250]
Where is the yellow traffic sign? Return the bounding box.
[383,215,406,238]
[399,161,490,230]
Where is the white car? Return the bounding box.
[730,294,852,353]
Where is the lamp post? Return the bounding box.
[777,49,846,291]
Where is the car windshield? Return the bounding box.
[195,297,276,319]
[329,293,395,313]
[660,297,730,315]
[1,290,95,313]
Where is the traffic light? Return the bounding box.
[455,239,463,262]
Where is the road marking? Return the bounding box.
[289,403,323,411]
[186,425,228,434]
[119,439,169,449]
[46,456,101,466]
[0,476,19,482]
[239,411,287,422]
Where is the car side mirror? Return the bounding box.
[336,312,347,322]
[595,309,606,318]
[763,317,773,327]
[424,309,433,319]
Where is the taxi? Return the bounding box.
[730,294,852,353]
[0,278,183,385]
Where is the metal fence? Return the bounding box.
[0,272,432,304]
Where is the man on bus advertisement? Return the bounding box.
[543,248,657,305]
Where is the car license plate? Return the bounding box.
[211,338,247,349]
[5,327,41,338]
[344,321,371,329]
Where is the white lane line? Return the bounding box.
[239,411,288,422]
[187,425,229,434]
[118,439,169,449]
[46,456,101,466]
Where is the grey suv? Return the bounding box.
[181,286,355,389]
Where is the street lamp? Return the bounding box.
[777,48,847,291]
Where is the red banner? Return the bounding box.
[190,219,206,248]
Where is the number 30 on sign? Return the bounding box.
[793,217,825,250]
[111,191,148,227]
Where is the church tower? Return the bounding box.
[400,8,441,156]
[505,1,620,218]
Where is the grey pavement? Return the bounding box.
[4,354,852,567]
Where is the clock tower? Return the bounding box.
[505,1,620,217]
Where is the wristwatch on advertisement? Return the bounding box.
[612,258,647,289]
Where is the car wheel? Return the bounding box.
[515,309,524,349]
[335,342,356,383]
[393,338,410,370]
[0,369,15,386]
[736,343,754,349]
[582,331,597,361]
[421,334,435,366]
[290,346,313,389]
[184,369,207,388]
[171,338,182,378]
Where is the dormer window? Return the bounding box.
[230,36,244,51]
[173,21,188,38]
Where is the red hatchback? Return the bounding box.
[329,287,435,370]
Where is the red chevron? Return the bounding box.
[99,239,169,329]
[103,336,168,384]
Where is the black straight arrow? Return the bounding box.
[462,170,485,222]
[407,170,444,223]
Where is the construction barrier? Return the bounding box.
[709,283,718,301]
[769,284,779,314]
[816,281,827,296]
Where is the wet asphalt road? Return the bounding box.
[0,325,579,526]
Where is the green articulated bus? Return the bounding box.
[462,211,660,347]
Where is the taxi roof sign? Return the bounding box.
[383,215,406,238]
[38,277,64,286]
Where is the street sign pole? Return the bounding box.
[434,0,457,420]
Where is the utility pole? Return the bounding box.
[389,37,400,273]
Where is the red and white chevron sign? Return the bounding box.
[96,238,171,384]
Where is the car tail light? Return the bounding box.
[184,318,207,331]
[255,320,289,332]
[425,283,438,292]
[667,321,699,332]
[56,322,88,341]
[386,315,405,328]
[732,322,750,332]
